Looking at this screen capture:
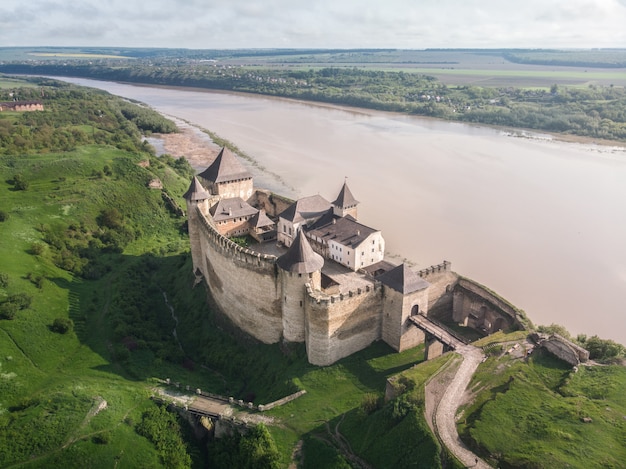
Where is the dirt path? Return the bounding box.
[431,345,492,468]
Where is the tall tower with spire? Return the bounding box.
[276,229,324,342]
[198,147,253,200]
[332,180,359,219]
[183,176,212,277]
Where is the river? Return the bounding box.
[58,78,626,345]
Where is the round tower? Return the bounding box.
[276,229,324,342]
[183,176,211,277]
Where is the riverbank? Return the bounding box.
[128,80,626,150]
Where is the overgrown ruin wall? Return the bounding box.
[452,277,524,334]
[249,190,294,218]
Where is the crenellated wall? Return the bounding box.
[305,283,383,366]
[417,261,459,320]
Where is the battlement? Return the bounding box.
[417,260,451,278]
[195,206,277,269]
[305,281,381,307]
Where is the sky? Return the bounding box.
[1,0,626,49]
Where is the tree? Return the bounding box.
[208,424,281,469]
[97,208,123,229]
[0,273,8,288]
[51,317,74,334]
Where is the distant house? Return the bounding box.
[0,101,44,112]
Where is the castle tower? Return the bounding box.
[183,176,211,277]
[332,180,359,219]
[379,264,430,351]
[198,147,253,200]
[276,229,324,342]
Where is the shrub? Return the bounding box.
[0,273,8,288]
[360,393,382,415]
[51,317,74,334]
[0,301,19,320]
[0,210,8,222]
[92,431,111,445]
[7,292,32,310]
[30,243,45,255]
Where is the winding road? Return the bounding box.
[431,344,491,469]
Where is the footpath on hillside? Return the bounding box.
[427,344,492,469]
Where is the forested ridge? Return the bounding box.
[2,59,626,141]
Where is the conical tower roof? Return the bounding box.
[378,263,429,294]
[198,147,252,184]
[183,176,211,201]
[333,181,359,209]
[277,230,324,274]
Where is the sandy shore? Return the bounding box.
[152,120,222,170]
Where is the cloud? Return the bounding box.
[0,0,625,48]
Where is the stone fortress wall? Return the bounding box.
[186,149,529,366]
[191,197,524,365]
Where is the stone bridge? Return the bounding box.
[409,314,467,360]
[186,395,232,419]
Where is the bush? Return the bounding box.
[0,273,8,288]
[361,393,382,415]
[0,301,18,320]
[51,317,74,334]
[92,431,111,445]
[0,210,8,222]
[30,243,45,255]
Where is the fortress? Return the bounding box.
[184,147,527,366]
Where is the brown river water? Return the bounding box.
[58,78,626,345]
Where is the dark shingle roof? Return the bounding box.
[210,197,258,222]
[276,230,324,273]
[183,176,211,201]
[333,181,359,209]
[198,147,252,184]
[377,263,429,294]
[249,209,275,229]
[278,194,332,224]
[307,216,378,248]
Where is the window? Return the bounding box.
[283,225,286,233]
[299,300,303,307]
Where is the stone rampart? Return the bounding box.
[196,207,283,344]
[417,261,459,320]
[249,189,294,218]
[305,283,383,366]
[453,277,524,333]
[540,334,589,366]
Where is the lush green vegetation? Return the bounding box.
[2,48,626,141]
[460,346,626,468]
[0,80,204,468]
